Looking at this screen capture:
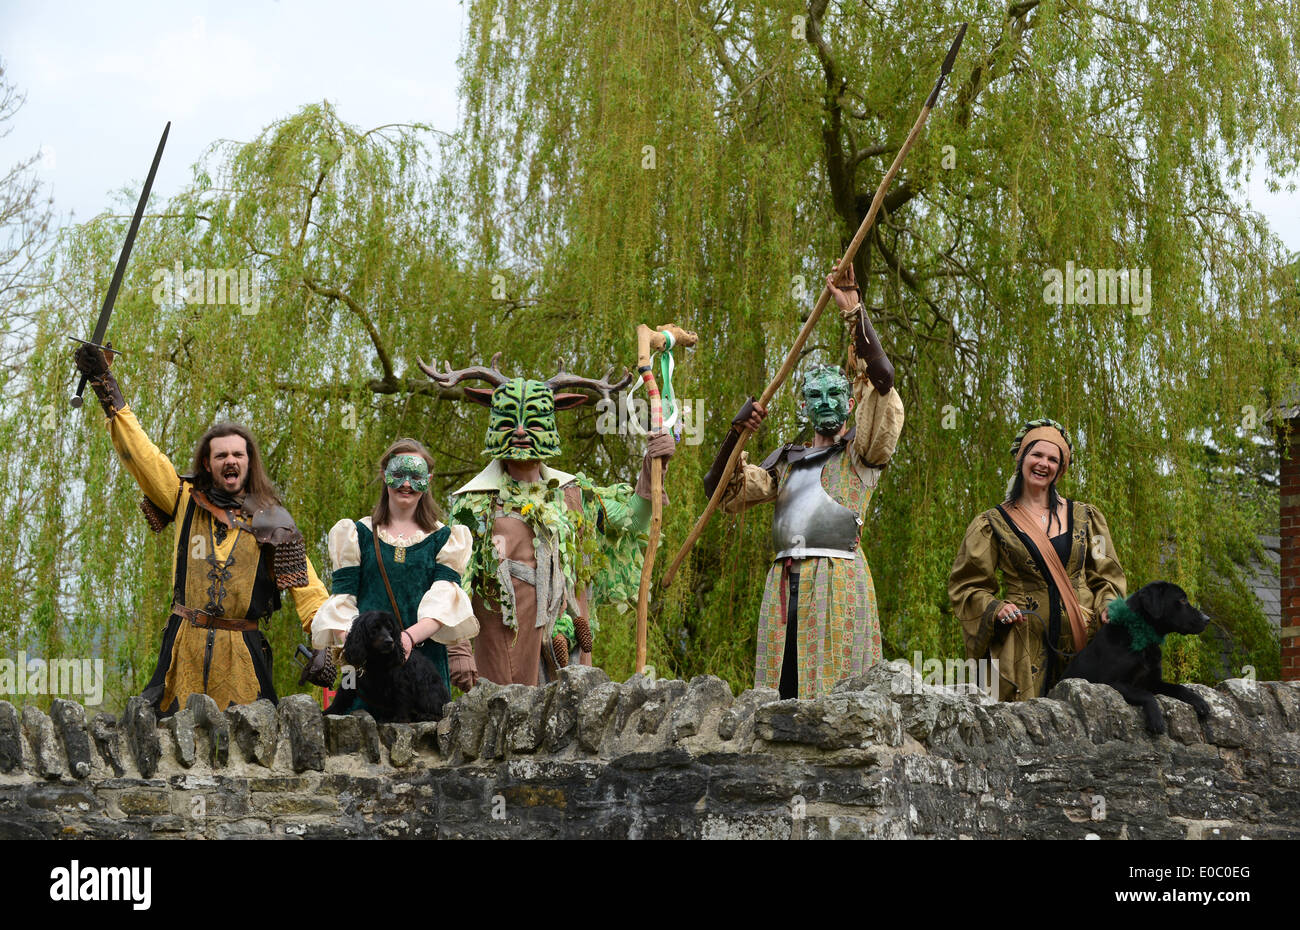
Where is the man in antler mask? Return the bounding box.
[423,356,674,688]
[73,345,329,714]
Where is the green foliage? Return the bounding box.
[3,3,1299,710]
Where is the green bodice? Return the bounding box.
[331,521,458,687]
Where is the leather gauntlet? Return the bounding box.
[702,399,755,497]
[846,304,895,395]
[73,344,126,418]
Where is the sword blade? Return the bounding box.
[90,120,170,345]
[72,120,170,406]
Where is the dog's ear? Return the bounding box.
[1127,582,1163,621]
[342,622,366,667]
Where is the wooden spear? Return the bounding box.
[660,22,968,588]
[634,322,697,673]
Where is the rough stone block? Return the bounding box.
[22,705,64,779]
[325,714,363,756]
[1161,698,1206,745]
[636,680,687,736]
[123,696,162,777]
[380,724,415,767]
[49,700,93,779]
[577,682,620,752]
[1264,682,1300,729]
[755,691,902,750]
[718,688,780,744]
[186,693,231,767]
[353,711,382,763]
[450,680,500,761]
[412,721,440,757]
[276,694,326,772]
[1217,678,1270,720]
[612,674,654,736]
[89,713,125,776]
[670,675,734,743]
[482,684,533,760]
[0,701,23,773]
[164,709,197,767]
[508,685,552,755]
[1191,686,1249,748]
[544,666,611,752]
[228,700,277,766]
[1048,679,1132,744]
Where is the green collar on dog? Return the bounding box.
[1108,597,1164,651]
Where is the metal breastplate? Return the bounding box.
[771,451,862,560]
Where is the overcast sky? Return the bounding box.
[1,0,1296,253]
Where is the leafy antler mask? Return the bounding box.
[419,353,632,461]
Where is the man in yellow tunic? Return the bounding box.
[74,346,328,714]
[704,269,904,698]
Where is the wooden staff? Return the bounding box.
[660,23,968,588]
[635,322,697,673]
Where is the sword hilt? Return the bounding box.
[69,338,120,409]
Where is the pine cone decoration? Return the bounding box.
[574,616,593,654]
[550,633,569,672]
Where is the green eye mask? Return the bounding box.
[802,365,851,434]
[484,378,562,460]
[384,454,430,493]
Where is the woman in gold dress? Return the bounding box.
[949,419,1126,701]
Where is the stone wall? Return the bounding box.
[2,663,1298,839]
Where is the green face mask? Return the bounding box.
[484,379,562,460]
[802,366,851,435]
[384,454,430,493]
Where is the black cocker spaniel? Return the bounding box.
[323,610,450,723]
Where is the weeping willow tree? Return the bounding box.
[4,2,1299,711]
[453,0,1300,684]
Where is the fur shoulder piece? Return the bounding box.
[1108,597,1165,651]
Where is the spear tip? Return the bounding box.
[926,23,969,108]
[942,23,968,75]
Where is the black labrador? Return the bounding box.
[323,610,450,722]
[1061,581,1211,733]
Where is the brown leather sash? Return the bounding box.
[1003,502,1088,651]
[373,528,404,626]
[172,603,259,632]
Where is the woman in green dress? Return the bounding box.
[312,439,478,689]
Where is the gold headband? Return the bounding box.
[1017,425,1071,479]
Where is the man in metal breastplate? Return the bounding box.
[703,269,905,698]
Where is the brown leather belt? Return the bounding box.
[171,603,259,632]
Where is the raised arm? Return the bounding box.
[74,345,183,514]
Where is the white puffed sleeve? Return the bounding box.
[309,518,361,649]
[417,523,479,643]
